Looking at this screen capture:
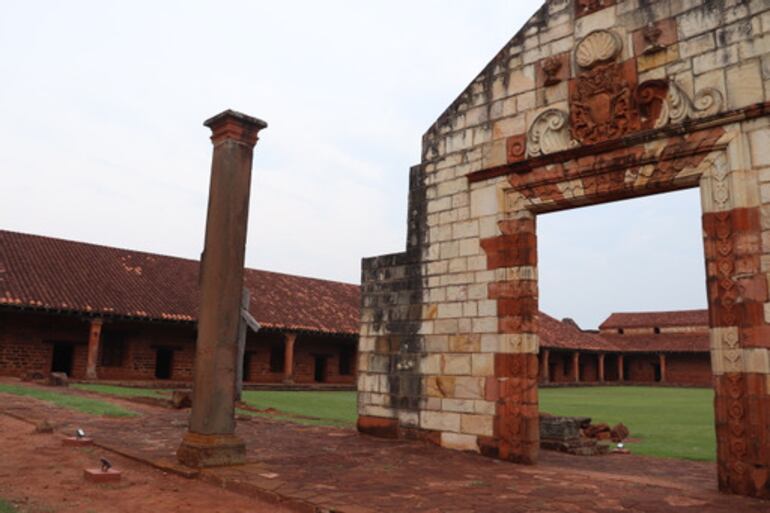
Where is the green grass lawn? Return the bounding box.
[240,390,357,428]
[14,382,712,460]
[0,499,15,513]
[72,383,170,398]
[539,386,715,461]
[0,383,136,417]
[241,387,714,461]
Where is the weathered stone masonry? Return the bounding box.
[359,165,428,438]
[358,0,770,499]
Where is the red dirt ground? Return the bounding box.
[0,415,292,513]
[1,379,768,512]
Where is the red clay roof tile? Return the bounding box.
[538,312,618,351]
[0,230,359,335]
[599,309,708,330]
[598,333,709,353]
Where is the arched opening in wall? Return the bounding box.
[536,188,714,462]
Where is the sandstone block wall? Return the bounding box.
[358,0,770,497]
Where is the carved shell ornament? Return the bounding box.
[526,109,578,157]
[575,30,622,69]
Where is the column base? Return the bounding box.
[177,432,246,468]
[357,415,399,439]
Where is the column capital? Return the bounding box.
[204,109,268,147]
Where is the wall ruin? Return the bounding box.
[358,0,770,499]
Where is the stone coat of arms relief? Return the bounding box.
[525,29,724,158]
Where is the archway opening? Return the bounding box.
[536,188,714,462]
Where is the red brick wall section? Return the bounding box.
[243,331,356,385]
[579,354,599,382]
[625,354,658,382]
[539,351,710,386]
[604,356,620,382]
[0,311,88,377]
[0,310,356,384]
[666,353,712,387]
[543,351,574,383]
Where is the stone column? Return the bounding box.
[540,349,550,383]
[572,352,580,383]
[598,353,605,383]
[85,318,103,380]
[283,332,297,383]
[658,353,667,383]
[618,354,624,382]
[177,110,267,468]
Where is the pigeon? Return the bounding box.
[100,457,112,472]
[75,429,86,439]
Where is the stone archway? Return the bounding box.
[474,122,757,483]
[357,0,770,499]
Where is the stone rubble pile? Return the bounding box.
[540,414,630,456]
[582,422,630,443]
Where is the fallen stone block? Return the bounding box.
[21,371,45,382]
[34,420,54,434]
[46,372,69,387]
[171,390,192,409]
[583,423,611,438]
[611,422,630,442]
[63,436,93,447]
[540,414,607,456]
[83,468,122,483]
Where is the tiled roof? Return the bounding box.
[0,230,360,335]
[599,309,708,330]
[598,333,709,353]
[538,313,710,353]
[538,313,618,351]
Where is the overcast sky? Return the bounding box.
[0,1,707,329]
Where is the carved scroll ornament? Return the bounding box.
[635,81,724,129]
[526,109,578,157]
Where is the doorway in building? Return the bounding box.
[242,352,252,382]
[537,188,712,466]
[155,348,173,379]
[313,355,327,383]
[50,343,73,375]
[653,361,662,382]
